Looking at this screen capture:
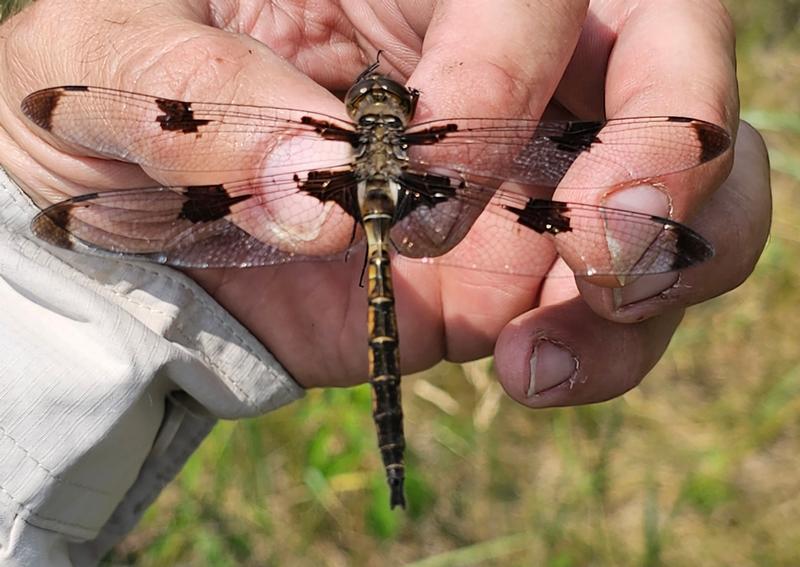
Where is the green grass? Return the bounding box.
[0,0,26,20]
[3,0,800,565]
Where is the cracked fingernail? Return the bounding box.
[603,185,671,286]
[527,340,578,397]
[612,271,679,309]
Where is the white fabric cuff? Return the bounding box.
[0,169,304,566]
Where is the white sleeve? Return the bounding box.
[0,169,304,566]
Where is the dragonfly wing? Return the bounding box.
[390,168,490,258]
[403,116,731,190]
[21,86,358,176]
[390,178,712,278]
[32,173,362,268]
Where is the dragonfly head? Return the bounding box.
[345,73,419,124]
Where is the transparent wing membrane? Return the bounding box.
[24,85,728,276]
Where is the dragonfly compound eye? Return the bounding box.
[345,74,418,122]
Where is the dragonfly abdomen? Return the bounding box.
[361,182,406,509]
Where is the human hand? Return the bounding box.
[0,0,770,404]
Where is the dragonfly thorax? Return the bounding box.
[353,118,408,180]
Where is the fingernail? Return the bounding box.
[527,340,578,397]
[612,271,679,309]
[602,185,671,286]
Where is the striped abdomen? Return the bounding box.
[361,186,405,509]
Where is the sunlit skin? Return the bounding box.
[0,0,770,409]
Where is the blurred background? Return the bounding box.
[3,0,799,565]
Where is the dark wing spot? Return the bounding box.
[155,98,211,133]
[546,121,603,153]
[300,116,360,146]
[31,202,83,249]
[667,117,731,163]
[692,121,732,163]
[31,192,100,250]
[395,172,457,221]
[20,89,68,131]
[669,221,714,269]
[295,169,360,220]
[179,185,251,223]
[400,123,458,145]
[505,198,572,235]
[32,191,104,248]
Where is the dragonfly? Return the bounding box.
[21,60,731,510]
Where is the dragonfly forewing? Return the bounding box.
[404,116,730,190]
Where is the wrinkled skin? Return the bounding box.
[0,0,771,406]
